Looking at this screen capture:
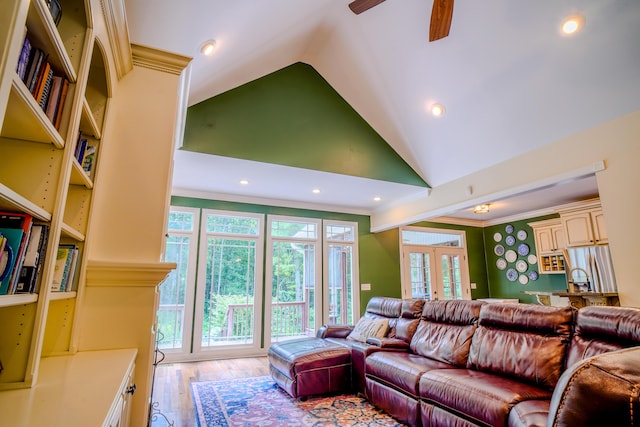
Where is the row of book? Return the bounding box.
[16,32,70,131]
[52,244,79,292]
[74,134,97,176]
[0,211,80,296]
[0,212,48,295]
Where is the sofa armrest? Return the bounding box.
[366,337,410,350]
[317,324,353,338]
[549,346,640,426]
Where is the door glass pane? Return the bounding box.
[158,235,190,349]
[271,241,315,341]
[201,238,257,347]
[440,254,463,300]
[409,252,432,299]
[401,229,462,247]
[327,244,353,324]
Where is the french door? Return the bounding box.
[400,227,471,300]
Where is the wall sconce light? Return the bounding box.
[473,204,490,214]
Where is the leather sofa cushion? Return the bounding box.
[549,347,640,427]
[566,305,640,367]
[420,369,552,427]
[268,337,350,378]
[410,300,484,366]
[508,400,550,427]
[366,351,451,397]
[467,303,573,389]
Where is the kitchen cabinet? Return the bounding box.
[560,205,608,247]
[528,218,566,274]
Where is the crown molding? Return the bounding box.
[131,44,192,75]
[100,0,133,79]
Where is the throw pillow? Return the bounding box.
[347,317,390,343]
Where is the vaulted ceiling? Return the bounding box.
[123,0,640,222]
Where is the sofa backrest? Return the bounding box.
[565,305,640,368]
[410,300,485,367]
[467,303,574,389]
[364,297,424,340]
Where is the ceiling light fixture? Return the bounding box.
[561,15,585,35]
[373,196,381,202]
[431,103,445,117]
[200,40,217,56]
[473,204,490,214]
[239,179,249,185]
[312,188,321,194]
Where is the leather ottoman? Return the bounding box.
[268,337,352,399]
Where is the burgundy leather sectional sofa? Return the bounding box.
[277,296,640,427]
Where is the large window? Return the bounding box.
[158,208,359,360]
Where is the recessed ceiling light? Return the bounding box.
[431,103,445,117]
[561,15,585,35]
[201,40,217,55]
[373,196,382,202]
[239,179,249,185]
[312,188,321,194]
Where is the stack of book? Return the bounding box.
[0,212,50,295]
[52,244,79,292]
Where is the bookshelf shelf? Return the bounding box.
[69,158,93,188]
[49,291,76,301]
[80,97,101,139]
[0,182,51,222]
[61,221,85,241]
[2,77,64,147]
[0,293,38,308]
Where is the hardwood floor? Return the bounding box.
[149,357,270,427]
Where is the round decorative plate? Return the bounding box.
[528,271,539,281]
[527,254,538,265]
[506,268,518,282]
[517,243,530,257]
[505,235,516,246]
[496,258,507,270]
[494,245,505,256]
[517,230,528,241]
[493,232,502,242]
[505,224,514,234]
[516,259,528,273]
[505,249,517,263]
[519,274,529,285]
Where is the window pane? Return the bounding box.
[271,241,316,340]
[327,244,353,324]
[158,235,190,349]
[409,252,432,299]
[271,220,317,239]
[326,225,355,242]
[206,214,259,235]
[402,229,462,247]
[201,238,257,346]
[167,211,195,232]
[441,254,463,300]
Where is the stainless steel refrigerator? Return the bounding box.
[563,245,618,293]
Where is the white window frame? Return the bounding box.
[323,220,360,325]
[265,215,322,348]
[193,209,265,358]
[399,226,471,300]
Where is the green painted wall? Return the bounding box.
[483,215,568,304]
[181,62,428,187]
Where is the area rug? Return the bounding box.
[191,376,403,426]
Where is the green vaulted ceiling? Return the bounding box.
[181,62,428,188]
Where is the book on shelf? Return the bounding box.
[25,48,45,93]
[36,63,54,109]
[83,145,97,177]
[75,135,88,165]
[53,77,69,130]
[46,0,63,26]
[16,223,50,294]
[16,34,31,82]
[0,212,33,295]
[52,244,78,292]
[0,228,24,295]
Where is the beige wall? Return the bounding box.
[372,110,640,306]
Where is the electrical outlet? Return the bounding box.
[361,283,371,291]
[470,283,477,289]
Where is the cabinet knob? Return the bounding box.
[126,384,137,395]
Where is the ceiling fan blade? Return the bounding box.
[349,0,387,15]
[429,0,454,41]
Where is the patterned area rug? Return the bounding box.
[191,376,403,426]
